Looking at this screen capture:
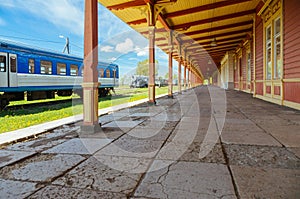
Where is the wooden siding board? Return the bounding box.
[284,0,300,79]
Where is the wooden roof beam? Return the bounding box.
[184,20,253,37]
[184,28,251,43]
[165,0,251,18]
[187,36,246,49]
[172,9,255,30]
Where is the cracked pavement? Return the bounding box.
[0,86,299,198]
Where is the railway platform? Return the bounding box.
[0,86,299,198]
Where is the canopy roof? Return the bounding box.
[98,0,261,78]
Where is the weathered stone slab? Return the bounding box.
[43,138,112,155]
[0,154,85,182]
[97,135,162,158]
[28,185,127,199]
[134,161,236,199]
[231,165,300,199]
[224,144,300,169]
[102,121,142,128]
[0,179,38,199]
[5,137,68,152]
[53,156,150,194]
[0,150,36,168]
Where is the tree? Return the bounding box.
[164,72,178,80]
[136,59,159,76]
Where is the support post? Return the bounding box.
[178,59,182,93]
[168,31,173,98]
[187,67,190,89]
[148,26,156,104]
[81,0,100,132]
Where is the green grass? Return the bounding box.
[0,86,174,133]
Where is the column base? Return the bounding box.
[80,122,101,134]
[147,101,156,106]
[168,94,174,98]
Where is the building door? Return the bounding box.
[0,53,17,88]
[0,52,8,88]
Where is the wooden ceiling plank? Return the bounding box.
[172,9,255,30]
[107,0,145,10]
[165,0,251,18]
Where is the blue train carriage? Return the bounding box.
[0,40,119,109]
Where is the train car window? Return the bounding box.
[106,69,110,78]
[28,59,34,73]
[99,68,104,77]
[0,56,6,72]
[70,64,78,76]
[40,60,52,74]
[10,56,16,72]
[57,63,66,75]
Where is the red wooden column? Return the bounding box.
[178,59,182,93]
[81,0,100,132]
[148,3,156,104]
[168,31,173,98]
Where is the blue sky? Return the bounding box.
[0,0,176,77]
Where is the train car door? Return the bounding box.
[0,52,8,87]
[8,54,17,87]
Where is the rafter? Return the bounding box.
[184,28,251,43]
[172,9,255,30]
[184,20,253,37]
[165,0,251,18]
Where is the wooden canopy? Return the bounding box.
[98,0,261,79]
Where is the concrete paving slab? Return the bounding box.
[53,156,150,194]
[0,150,36,168]
[0,154,85,182]
[0,179,38,199]
[134,161,236,199]
[231,165,300,199]
[43,138,112,155]
[28,185,127,199]
[221,130,281,146]
[262,125,300,147]
[224,144,300,169]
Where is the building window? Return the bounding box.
[10,56,16,72]
[70,64,78,76]
[40,60,52,74]
[29,59,34,73]
[265,25,272,80]
[0,55,6,72]
[274,17,282,79]
[247,52,251,81]
[106,69,110,78]
[57,63,66,75]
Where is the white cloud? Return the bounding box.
[100,45,114,52]
[135,46,148,57]
[11,0,84,35]
[115,38,134,54]
[108,57,117,62]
